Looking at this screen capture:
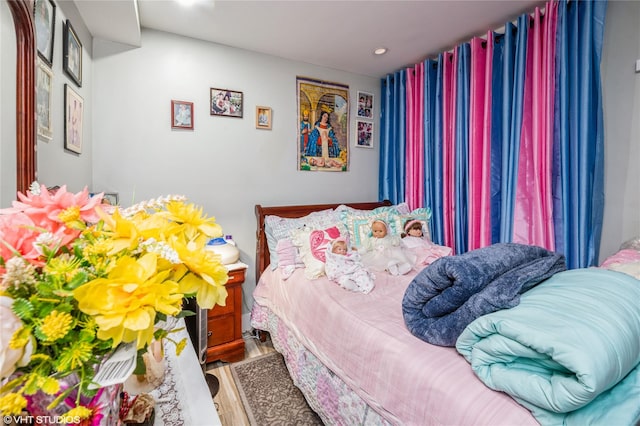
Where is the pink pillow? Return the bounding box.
[292,225,346,279]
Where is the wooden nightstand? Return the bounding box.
[205,267,246,363]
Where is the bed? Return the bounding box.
[250,201,640,426]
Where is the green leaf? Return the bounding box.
[12,298,34,320]
[133,349,147,376]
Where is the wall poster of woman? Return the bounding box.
[297,77,349,172]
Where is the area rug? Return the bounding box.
[230,352,323,425]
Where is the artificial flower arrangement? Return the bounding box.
[0,183,228,422]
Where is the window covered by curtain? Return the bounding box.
[379,0,607,268]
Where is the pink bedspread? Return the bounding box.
[252,268,538,425]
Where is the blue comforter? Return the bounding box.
[402,243,566,346]
[457,268,640,425]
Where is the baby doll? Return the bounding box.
[401,219,452,266]
[325,238,375,294]
[359,219,414,276]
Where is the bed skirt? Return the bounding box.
[251,303,391,426]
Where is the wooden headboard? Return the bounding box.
[254,200,392,283]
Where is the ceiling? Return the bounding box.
[74,0,545,78]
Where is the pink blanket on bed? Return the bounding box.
[253,268,537,425]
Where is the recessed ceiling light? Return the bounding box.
[374,47,388,55]
[176,0,196,6]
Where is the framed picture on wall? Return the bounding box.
[297,76,349,172]
[357,91,373,119]
[63,19,82,87]
[34,0,56,66]
[171,100,194,129]
[210,88,243,118]
[256,106,272,130]
[64,84,83,154]
[356,120,373,148]
[103,192,119,206]
[36,59,53,140]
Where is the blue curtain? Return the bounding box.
[499,17,529,243]
[423,59,443,243]
[379,71,406,204]
[553,0,607,268]
[454,44,470,253]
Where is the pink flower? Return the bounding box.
[0,185,103,252]
[0,212,42,265]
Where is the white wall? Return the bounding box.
[600,0,640,261]
[34,0,94,193]
[3,1,637,319]
[91,29,381,315]
[1,0,17,207]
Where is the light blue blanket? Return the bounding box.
[456,268,640,425]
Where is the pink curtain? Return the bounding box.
[513,4,557,249]
[468,33,494,250]
[405,63,425,211]
[442,52,456,250]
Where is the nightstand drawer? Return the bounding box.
[209,285,236,317]
[208,316,234,346]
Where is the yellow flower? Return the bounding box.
[43,254,82,284]
[58,206,86,230]
[171,240,228,308]
[0,392,27,416]
[40,376,60,395]
[74,253,184,349]
[160,201,223,244]
[65,405,93,420]
[57,341,93,373]
[39,311,73,341]
[97,209,141,255]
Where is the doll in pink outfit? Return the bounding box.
[325,238,375,293]
[359,219,414,275]
[401,219,452,267]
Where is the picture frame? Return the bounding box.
[297,76,349,172]
[63,19,82,87]
[64,84,83,154]
[34,0,56,67]
[357,91,374,119]
[210,88,243,118]
[102,192,119,206]
[36,59,53,140]
[255,106,272,130]
[356,120,374,148]
[171,100,194,130]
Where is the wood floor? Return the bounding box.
[206,332,276,426]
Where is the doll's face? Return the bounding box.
[371,222,387,238]
[332,242,347,255]
[408,227,423,237]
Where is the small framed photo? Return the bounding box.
[36,59,53,140]
[256,106,272,130]
[356,120,373,148]
[63,19,82,87]
[210,88,243,118]
[102,192,119,206]
[357,91,373,119]
[64,84,83,154]
[34,0,56,67]
[171,100,194,130]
